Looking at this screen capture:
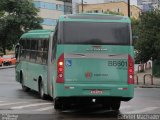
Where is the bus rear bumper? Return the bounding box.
[54,84,134,101]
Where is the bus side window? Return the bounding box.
[15,43,20,61]
[42,39,49,64]
[52,29,58,62]
[22,39,27,60]
[26,39,31,61]
[30,40,38,63]
[19,39,25,61]
[37,39,43,64]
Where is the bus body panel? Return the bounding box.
[52,14,134,104]
[16,61,48,93]
[54,45,134,100]
[16,30,54,96]
[55,84,134,98]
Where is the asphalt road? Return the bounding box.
[0,68,160,120]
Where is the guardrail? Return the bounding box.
[137,62,152,73]
[143,74,153,85]
[134,74,139,85]
[138,64,144,73]
[144,62,151,70]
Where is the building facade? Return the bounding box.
[103,0,127,3]
[79,2,141,19]
[33,0,72,30]
[104,0,160,12]
[137,0,160,12]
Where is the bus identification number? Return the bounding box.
[108,60,127,67]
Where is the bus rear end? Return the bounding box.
[53,14,134,110]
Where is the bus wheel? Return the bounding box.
[110,101,121,111]
[39,81,47,100]
[21,74,30,92]
[54,99,62,110]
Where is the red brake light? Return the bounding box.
[129,68,133,73]
[128,55,134,84]
[58,61,63,66]
[56,53,64,83]
[58,68,63,72]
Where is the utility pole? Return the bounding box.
[128,0,130,17]
[82,0,84,13]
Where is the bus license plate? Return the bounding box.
[91,90,103,94]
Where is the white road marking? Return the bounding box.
[11,103,53,110]
[126,107,159,114]
[0,102,28,106]
[0,82,18,84]
[33,106,54,111]
[120,105,131,109]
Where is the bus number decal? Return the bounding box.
[108,60,127,68]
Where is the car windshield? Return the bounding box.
[60,21,131,45]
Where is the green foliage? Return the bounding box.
[135,10,160,63]
[131,18,139,46]
[152,60,160,77]
[0,11,4,17]
[104,11,124,16]
[0,0,43,54]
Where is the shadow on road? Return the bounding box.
[55,105,122,120]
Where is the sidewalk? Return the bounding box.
[0,65,15,69]
[135,69,160,88]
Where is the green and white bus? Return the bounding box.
[16,14,134,110]
[15,30,54,99]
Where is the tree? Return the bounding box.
[0,0,43,54]
[135,10,160,63]
[131,18,139,45]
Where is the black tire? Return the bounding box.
[21,74,30,92]
[54,98,70,110]
[54,99,62,110]
[39,81,47,100]
[110,101,121,111]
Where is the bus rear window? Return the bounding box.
[61,22,131,45]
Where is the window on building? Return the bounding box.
[42,19,57,26]
[64,6,72,13]
[34,1,40,8]
[102,10,104,13]
[56,4,64,11]
[117,8,120,12]
[34,1,56,10]
[86,11,92,13]
[93,10,99,13]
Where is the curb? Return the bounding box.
[0,65,15,69]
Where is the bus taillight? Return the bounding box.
[128,55,134,84]
[57,53,64,83]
